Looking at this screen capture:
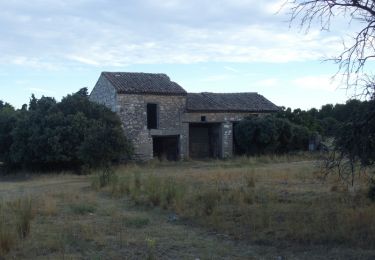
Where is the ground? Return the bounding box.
[1,156,375,259]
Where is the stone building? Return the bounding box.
[90,72,279,161]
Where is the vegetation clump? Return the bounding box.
[234,116,311,155]
[0,198,34,254]
[0,88,132,172]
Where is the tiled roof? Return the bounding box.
[102,72,187,96]
[187,92,280,112]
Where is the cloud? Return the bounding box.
[0,0,347,68]
[224,66,239,73]
[292,75,341,92]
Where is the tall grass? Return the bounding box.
[0,197,34,254]
[94,156,375,248]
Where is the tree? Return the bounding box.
[234,116,311,155]
[5,89,132,171]
[0,102,17,164]
[287,1,375,186]
[287,0,375,96]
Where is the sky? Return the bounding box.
[0,0,369,110]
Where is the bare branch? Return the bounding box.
[287,0,375,97]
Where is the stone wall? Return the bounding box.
[183,112,257,158]
[90,79,269,160]
[89,75,118,112]
[117,94,187,160]
[183,112,258,123]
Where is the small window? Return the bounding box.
[147,103,158,129]
[201,116,206,122]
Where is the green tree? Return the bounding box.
[6,88,132,171]
[234,116,311,155]
[0,102,17,164]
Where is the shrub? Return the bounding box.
[234,116,311,155]
[2,89,132,172]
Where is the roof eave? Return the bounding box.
[117,91,187,96]
[185,109,279,113]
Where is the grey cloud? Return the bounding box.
[0,0,345,68]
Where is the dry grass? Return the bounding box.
[1,155,375,259]
[0,197,34,255]
[105,155,375,248]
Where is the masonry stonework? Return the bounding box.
[89,72,279,161]
[117,94,187,161]
[89,76,117,112]
[183,112,256,158]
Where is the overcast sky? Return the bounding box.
[0,0,367,109]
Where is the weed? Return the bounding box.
[40,197,58,216]
[91,167,118,189]
[107,170,133,198]
[0,204,15,254]
[70,203,96,215]
[145,175,163,206]
[162,177,178,209]
[195,189,222,216]
[245,175,256,188]
[0,226,15,255]
[93,158,375,249]
[123,216,150,228]
[145,237,156,260]
[9,198,34,239]
[0,197,34,255]
[134,171,142,191]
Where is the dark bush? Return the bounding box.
[0,88,132,171]
[0,102,17,164]
[234,116,311,155]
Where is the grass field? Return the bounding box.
[1,155,375,259]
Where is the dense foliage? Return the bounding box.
[277,99,375,169]
[332,99,375,179]
[234,116,311,155]
[0,88,132,171]
[235,99,375,160]
[275,100,364,137]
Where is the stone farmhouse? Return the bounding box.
[90,72,279,161]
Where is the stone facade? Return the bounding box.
[116,94,187,161]
[90,76,117,112]
[90,72,278,161]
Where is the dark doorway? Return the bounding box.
[232,122,244,155]
[153,135,179,161]
[189,123,221,159]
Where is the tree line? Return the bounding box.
[0,88,132,172]
[234,99,375,162]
